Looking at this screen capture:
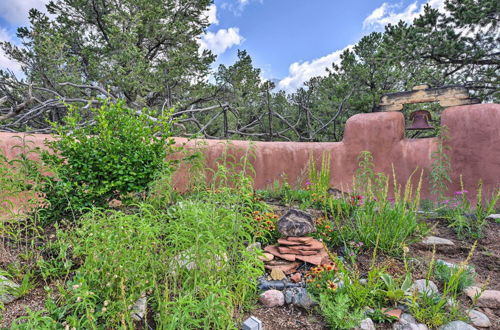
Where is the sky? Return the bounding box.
[0,0,445,92]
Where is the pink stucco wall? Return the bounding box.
[1,104,499,205]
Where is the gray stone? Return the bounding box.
[400,313,417,324]
[359,278,368,285]
[411,279,439,296]
[0,275,19,304]
[464,286,500,308]
[393,323,429,330]
[468,310,491,328]
[131,296,147,321]
[277,209,316,237]
[259,289,284,307]
[486,214,500,220]
[421,236,454,246]
[357,318,375,330]
[283,287,316,309]
[439,321,477,330]
[243,316,262,330]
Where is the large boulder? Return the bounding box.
[277,209,316,237]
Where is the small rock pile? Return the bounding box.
[261,209,331,274]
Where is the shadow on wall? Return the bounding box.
[0,104,499,202]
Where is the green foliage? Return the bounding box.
[434,261,475,294]
[39,99,174,223]
[429,126,452,201]
[318,293,365,330]
[376,273,413,304]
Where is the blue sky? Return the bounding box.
[0,0,445,92]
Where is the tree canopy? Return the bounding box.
[0,0,498,140]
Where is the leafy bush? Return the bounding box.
[434,261,475,294]
[39,99,174,223]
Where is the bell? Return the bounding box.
[407,110,433,130]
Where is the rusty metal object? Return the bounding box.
[407,110,433,130]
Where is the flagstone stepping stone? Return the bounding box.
[438,321,477,330]
[421,236,454,246]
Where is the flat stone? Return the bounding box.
[421,236,455,246]
[464,286,500,308]
[270,269,286,281]
[288,240,323,251]
[259,289,284,307]
[277,209,316,237]
[277,238,304,246]
[287,236,314,243]
[295,249,328,265]
[412,279,439,295]
[264,261,301,274]
[0,275,19,304]
[283,287,316,308]
[400,313,417,324]
[258,253,274,262]
[438,321,477,330]
[382,308,402,319]
[357,318,376,330]
[486,214,500,220]
[264,245,296,261]
[412,84,430,91]
[468,310,491,328]
[278,246,318,255]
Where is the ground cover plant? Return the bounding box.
[1,125,499,329]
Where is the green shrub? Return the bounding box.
[39,99,174,223]
[434,261,475,294]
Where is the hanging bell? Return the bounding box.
[407,110,433,130]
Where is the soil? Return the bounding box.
[1,212,499,329]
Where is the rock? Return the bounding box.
[264,245,297,261]
[393,313,429,330]
[0,275,19,304]
[412,279,439,295]
[382,308,402,319]
[357,318,376,330]
[277,209,316,237]
[359,278,368,285]
[270,269,286,281]
[400,313,417,324]
[283,287,316,308]
[243,316,262,330]
[131,296,147,321]
[290,273,302,283]
[486,214,500,220]
[295,249,329,265]
[259,289,284,307]
[264,261,301,274]
[258,253,274,262]
[287,236,314,243]
[421,236,455,246]
[278,246,318,255]
[287,240,323,251]
[439,320,477,330]
[464,286,500,308]
[468,310,491,328]
[247,242,262,252]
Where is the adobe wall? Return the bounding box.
[1,103,499,203]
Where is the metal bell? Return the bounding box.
[407,110,433,130]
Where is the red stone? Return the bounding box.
[264,245,296,261]
[381,308,402,319]
[286,236,314,243]
[264,261,301,274]
[290,273,302,283]
[277,246,317,255]
[277,238,303,246]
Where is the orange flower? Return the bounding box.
[327,280,337,291]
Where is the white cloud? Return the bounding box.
[363,0,445,29]
[203,4,219,25]
[278,45,353,92]
[221,0,263,16]
[0,28,23,77]
[199,27,244,55]
[0,0,49,25]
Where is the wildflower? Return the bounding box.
[327,280,338,291]
[76,297,82,302]
[103,300,109,306]
[101,307,107,313]
[72,284,80,290]
[454,190,468,195]
[305,180,311,186]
